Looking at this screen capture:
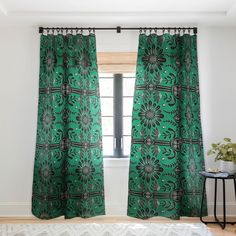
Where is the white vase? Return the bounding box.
[219,160,236,174]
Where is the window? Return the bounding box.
[100,73,135,158]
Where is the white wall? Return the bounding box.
[0,26,236,217]
[198,27,236,215]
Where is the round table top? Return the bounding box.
[199,171,236,179]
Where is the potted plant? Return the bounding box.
[207,138,236,174]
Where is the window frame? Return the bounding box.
[100,73,134,158]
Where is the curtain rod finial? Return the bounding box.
[117,26,121,33]
[39,27,43,34]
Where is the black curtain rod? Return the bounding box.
[39,26,197,34]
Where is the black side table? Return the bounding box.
[200,171,236,229]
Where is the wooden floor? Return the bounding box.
[0,216,235,236]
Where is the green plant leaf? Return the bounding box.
[221,148,227,154]
[231,144,236,153]
[224,137,231,142]
[207,150,212,155]
[208,138,236,162]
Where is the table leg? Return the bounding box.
[213,178,223,228]
[214,178,217,220]
[200,177,206,223]
[222,179,226,229]
[234,178,236,200]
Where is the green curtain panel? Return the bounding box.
[128,33,207,219]
[32,33,105,219]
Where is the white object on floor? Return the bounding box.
[0,223,213,236]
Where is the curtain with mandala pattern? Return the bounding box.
[32,33,105,219]
[127,33,207,219]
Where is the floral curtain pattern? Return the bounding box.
[128,33,207,219]
[32,33,105,219]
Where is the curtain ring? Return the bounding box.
[149,27,152,35]
[188,27,191,35]
[88,27,92,34]
[162,27,165,34]
[144,27,147,35]
[168,27,170,34]
[92,27,95,34]
[154,27,157,34]
[139,27,142,34]
[80,28,83,34]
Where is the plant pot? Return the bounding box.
[219,160,236,174]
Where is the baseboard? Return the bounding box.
[105,203,127,215]
[0,202,235,217]
[0,202,31,217]
[207,202,236,216]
